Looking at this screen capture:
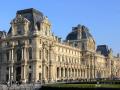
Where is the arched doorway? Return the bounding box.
[57,67,59,78]
[46,66,48,80]
[61,68,63,78]
[16,67,21,83]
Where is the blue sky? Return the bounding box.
[0,0,120,55]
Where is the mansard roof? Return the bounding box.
[16,8,44,25]
[66,24,94,40]
[8,8,44,34]
[0,30,6,39]
[96,45,110,57]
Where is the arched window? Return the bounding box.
[57,67,59,78]
[46,66,48,79]
[69,68,71,77]
[36,22,40,30]
[72,69,74,77]
[65,68,67,77]
[61,68,63,77]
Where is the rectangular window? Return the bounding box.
[29,39,32,44]
[29,48,32,59]
[6,52,9,61]
[6,74,9,81]
[6,42,9,46]
[28,73,32,82]
[39,50,41,59]
[0,53,2,62]
[39,73,41,80]
[58,56,60,61]
[40,39,41,44]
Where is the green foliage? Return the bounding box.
[43,84,120,88]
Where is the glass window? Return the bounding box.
[17,48,22,61]
[0,53,2,62]
[6,52,9,61]
[29,38,32,44]
[40,39,41,44]
[58,56,60,61]
[39,50,41,59]
[82,43,85,50]
[29,48,32,59]
[39,73,41,80]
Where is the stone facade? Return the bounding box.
[0,8,120,84]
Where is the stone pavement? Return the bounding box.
[0,83,41,90]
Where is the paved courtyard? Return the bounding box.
[0,83,41,90]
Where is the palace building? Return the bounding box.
[0,8,120,83]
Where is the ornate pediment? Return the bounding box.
[10,14,30,36]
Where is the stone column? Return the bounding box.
[48,65,51,82]
[67,68,69,80]
[77,69,78,78]
[83,70,85,79]
[24,47,26,60]
[63,68,65,79]
[9,50,11,61]
[9,49,14,85]
[70,68,72,79]
[59,67,61,79]
[78,69,79,78]
[80,69,82,79]
[75,69,77,78]
[73,69,75,79]
[8,66,11,82]
[48,48,53,82]
[42,64,45,82]
[21,65,25,83]
[85,69,87,79]
[79,69,81,78]
[21,47,27,83]
[49,65,55,82]
[32,63,37,83]
[22,48,24,60]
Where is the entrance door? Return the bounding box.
[6,74,9,82]
[16,67,21,83]
[28,73,32,83]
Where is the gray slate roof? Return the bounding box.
[66,25,93,40]
[96,45,110,57]
[8,8,44,34]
